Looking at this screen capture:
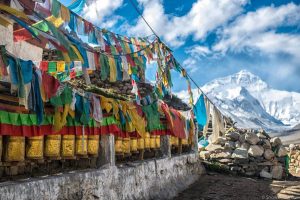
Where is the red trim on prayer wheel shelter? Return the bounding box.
[0,124,120,137]
[150,129,172,136]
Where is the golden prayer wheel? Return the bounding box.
[0,136,2,162]
[5,136,25,162]
[26,136,44,159]
[115,137,123,154]
[144,132,150,149]
[88,135,100,156]
[150,135,156,149]
[137,137,144,150]
[45,135,61,158]
[130,137,138,152]
[61,135,75,158]
[155,135,160,149]
[182,138,188,146]
[75,135,88,155]
[122,138,131,154]
[172,136,179,147]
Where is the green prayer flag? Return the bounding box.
[48,61,57,73]
[51,0,61,18]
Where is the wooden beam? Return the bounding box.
[0,94,19,103]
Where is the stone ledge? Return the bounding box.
[0,153,205,200]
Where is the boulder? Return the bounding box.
[224,141,235,150]
[271,165,283,179]
[205,144,224,152]
[248,145,264,157]
[270,137,282,147]
[199,151,211,160]
[276,146,288,157]
[262,139,271,149]
[218,159,233,164]
[258,161,274,166]
[260,168,272,179]
[241,142,250,150]
[225,132,240,141]
[264,149,275,160]
[232,148,249,159]
[235,141,241,148]
[257,132,267,139]
[212,137,226,145]
[210,151,232,159]
[258,130,271,139]
[239,134,246,143]
[230,166,241,171]
[289,143,296,150]
[245,132,260,145]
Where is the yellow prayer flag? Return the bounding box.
[57,61,65,72]
[108,57,117,82]
[46,16,64,28]
[0,15,11,27]
[0,4,28,20]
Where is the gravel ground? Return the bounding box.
[173,172,300,200]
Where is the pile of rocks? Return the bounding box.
[200,130,288,179]
[288,144,300,175]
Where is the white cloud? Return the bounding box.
[182,45,212,73]
[186,45,211,57]
[181,3,300,75]
[127,0,248,47]
[213,3,300,59]
[82,0,123,25]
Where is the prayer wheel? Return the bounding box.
[75,135,88,155]
[115,137,123,154]
[182,138,188,146]
[150,135,156,149]
[87,135,100,156]
[171,136,179,147]
[45,135,61,158]
[0,136,2,161]
[5,136,25,162]
[155,135,160,149]
[122,138,130,154]
[137,137,144,150]
[144,132,150,149]
[61,135,75,158]
[26,136,44,159]
[130,137,138,152]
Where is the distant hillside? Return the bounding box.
[278,124,300,144]
[293,124,300,130]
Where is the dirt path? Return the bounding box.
[174,172,300,200]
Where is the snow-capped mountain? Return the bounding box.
[176,70,300,131]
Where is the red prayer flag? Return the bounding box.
[13,28,32,42]
[40,61,48,71]
[126,55,135,67]
[94,53,100,70]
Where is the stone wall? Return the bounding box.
[200,130,288,179]
[289,144,300,175]
[0,154,204,200]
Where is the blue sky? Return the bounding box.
[60,0,300,93]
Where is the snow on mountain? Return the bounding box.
[176,70,300,131]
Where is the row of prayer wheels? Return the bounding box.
[170,136,189,147]
[0,135,100,162]
[115,133,161,154]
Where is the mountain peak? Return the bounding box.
[231,70,266,88]
[203,69,268,92]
